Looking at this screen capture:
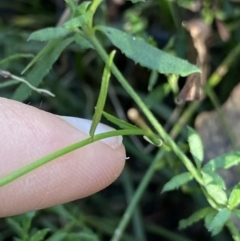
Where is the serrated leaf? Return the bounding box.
[208,208,231,236]
[228,184,240,209]
[205,184,228,205]
[12,37,74,101]
[204,210,218,230]
[162,172,193,192]
[99,26,200,77]
[187,127,204,168]
[201,169,226,189]
[203,151,240,171]
[28,27,72,41]
[29,229,50,241]
[179,207,213,229]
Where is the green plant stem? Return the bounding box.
[208,42,240,87]
[90,50,116,136]
[88,34,203,186]
[121,167,147,241]
[169,102,200,139]
[146,223,193,241]
[88,0,103,29]
[166,0,182,30]
[110,150,165,241]
[225,221,240,241]
[0,129,143,187]
[85,215,138,241]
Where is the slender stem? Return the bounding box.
[88,34,203,186]
[121,167,147,241]
[208,42,240,87]
[111,150,165,241]
[0,129,144,187]
[88,0,103,29]
[225,221,240,241]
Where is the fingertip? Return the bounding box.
[0,98,126,217]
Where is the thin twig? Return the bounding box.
[0,69,55,97]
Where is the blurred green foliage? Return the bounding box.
[1,0,240,241]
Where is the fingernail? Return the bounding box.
[58,116,122,149]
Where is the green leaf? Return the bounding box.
[0,80,19,88]
[22,38,61,74]
[233,209,240,219]
[203,151,240,171]
[74,33,93,49]
[205,184,228,205]
[65,0,77,15]
[22,211,36,236]
[60,232,99,241]
[204,210,218,230]
[6,218,22,236]
[98,26,200,77]
[78,232,99,241]
[103,111,139,130]
[148,70,158,91]
[12,37,74,101]
[162,172,193,192]
[63,13,90,29]
[14,238,22,241]
[187,127,204,168]
[179,207,213,229]
[167,74,179,94]
[29,229,50,241]
[145,83,171,107]
[0,53,34,65]
[28,27,72,41]
[208,208,231,236]
[228,184,240,209]
[126,0,145,3]
[76,1,91,15]
[47,232,67,241]
[90,50,116,137]
[201,169,226,189]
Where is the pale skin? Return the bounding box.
[0,98,126,217]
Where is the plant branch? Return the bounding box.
[0,69,55,97]
[87,34,203,186]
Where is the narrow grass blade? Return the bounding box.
[89,50,116,137]
[13,37,74,101]
[0,53,34,65]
